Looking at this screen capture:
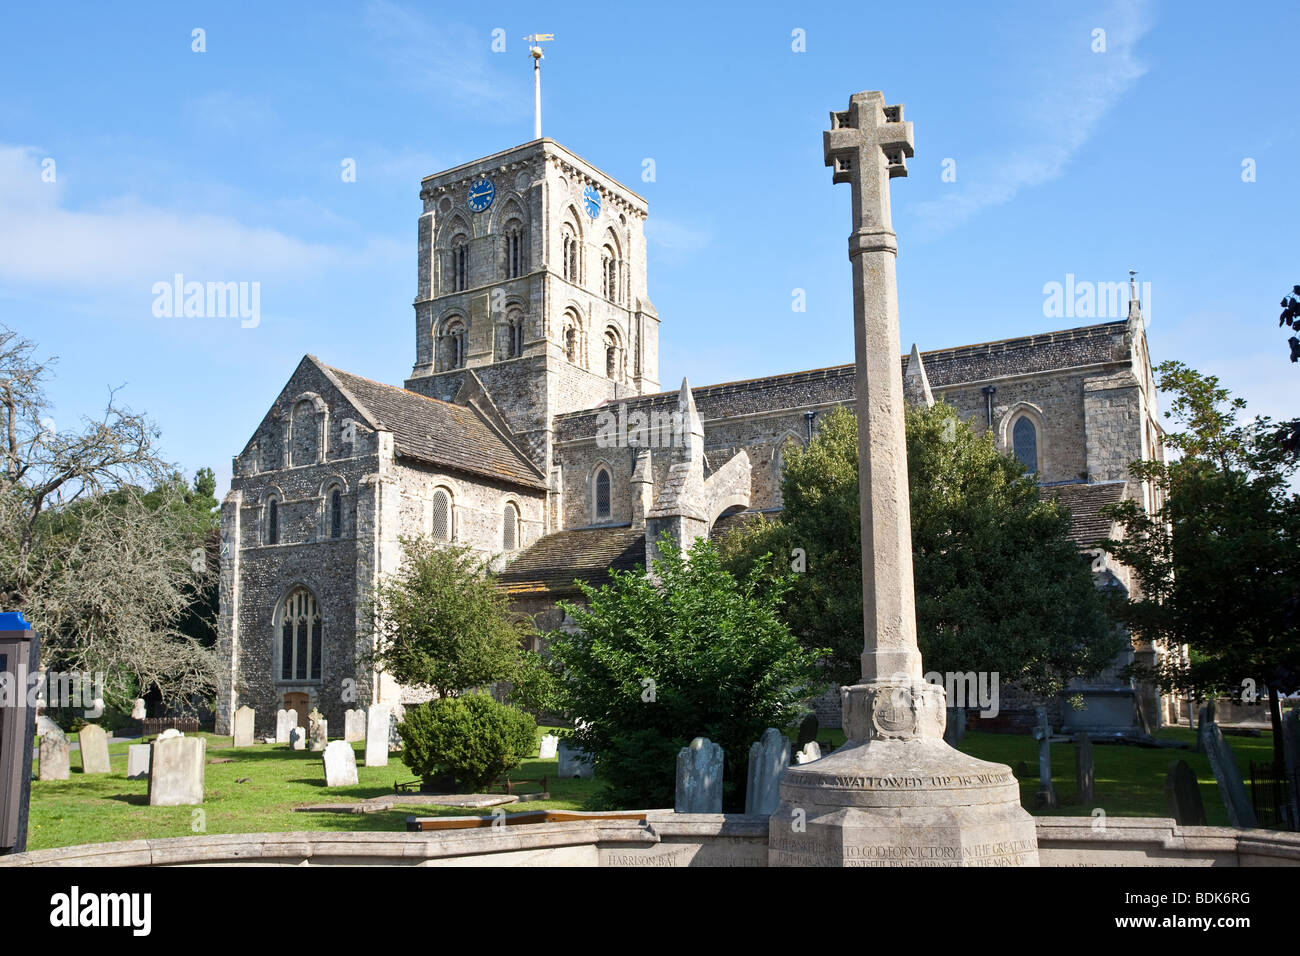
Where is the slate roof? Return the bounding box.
[1041,481,1127,549]
[497,525,647,596]
[314,358,547,491]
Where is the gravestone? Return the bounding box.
[795,741,822,765]
[276,708,297,744]
[1075,733,1095,805]
[147,735,205,806]
[943,706,967,748]
[675,736,723,813]
[745,728,791,815]
[322,740,359,787]
[1033,706,1058,810]
[1282,709,1300,829]
[1198,709,1257,828]
[343,709,366,742]
[795,715,819,754]
[38,728,70,781]
[130,698,147,720]
[539,733,559,760]
[388,709,403,751]
[77,725,111,775]
[35,715,61,737]
[157,728,183,740]
[1164,759,1207,826]
[126,744,151,781]
[290,727,307,751]
[365,704,390,767]
[309,715,328,752]
[557,739,593,779]
[232,706,256,747]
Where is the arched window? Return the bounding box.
[603,327,622,381]
[502,502,519,552]
[438,319,467,371]
[562,225,580,283]
[266,497,280,545]
[328,488,343,539]
[277,588,322,682]
[432,488,452,542]
[501,310,523,359]
[601,246,616,301]
[1012,416,1039,474]
[506,222,524,278]
[452,236,469,292]
[594,467,612,521]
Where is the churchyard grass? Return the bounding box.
[26,725,597,852]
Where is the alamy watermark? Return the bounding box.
[152,274,261,328]
[924,670,1000,718]
[595,403,685,449]
[1042,274,1151,324]
[0,668,106,718]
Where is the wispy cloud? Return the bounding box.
[645,216,713,264]
[912,0,1153,237]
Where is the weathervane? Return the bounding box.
[525,33,554,140]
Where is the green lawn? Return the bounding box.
[25,724,1276,851]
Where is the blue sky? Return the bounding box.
[1,0,1296,495]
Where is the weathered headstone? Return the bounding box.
[675,736,723,813]
[322,740,359,787]
[147,735,205,806]
[232,706,256,747]
[795,741,822,765]
[35,715,61,737]
[126,744,151,781]
[388,709,403,751]
[343,708,366,742]
[290,727,307,751]
[276,708,297,744]
[1075,733,1095,805]
[38,728,70,781]
[309,714,328,752]
[1033,706,1058,810]
[157,728,183,740]
[539,733,559,759]
[77,724,111,775]
[745,728,791,815]
[557,739,593,779]
[795,715,819,754]
[1198,710,1256,828]
[365,704,390,767]
[1164,759,1207,826]
[1281,709,1300,830]
[943,706,967,748]
[130,698,147,720]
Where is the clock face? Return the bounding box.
[467,177,495,213]
[582,185,602,219]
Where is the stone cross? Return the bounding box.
[822,91,919,685]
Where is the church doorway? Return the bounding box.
[283,691,309,724]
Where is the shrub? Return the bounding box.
[397,694,537,792]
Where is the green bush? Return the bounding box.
[397,694,537,792]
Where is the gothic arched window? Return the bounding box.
[506,221,524,278]
[432,487,452,542]
[266,497,280,545]
[452,235,469,292]
[277,588,322,682]
[502,502,519,552]
[594,467,612,521]
[604,327,622,381]
[562,225,580,283]
[1012,416,1039,474]
[601,246,617,302]
[328,488,343,539]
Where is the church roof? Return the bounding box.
[496,525,647,596]
[1041,480,1127,549]
[312,358,548,491]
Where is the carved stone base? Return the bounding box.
[768,681,1039,867]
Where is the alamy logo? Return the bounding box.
[151,273,261,328]
[49,886,152,936]
[0,668,105,717]
[595,403,684,449]
[1042,274,1151,323]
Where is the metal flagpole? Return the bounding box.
[525,34,554,139]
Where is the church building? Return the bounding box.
[215,136,1169,737]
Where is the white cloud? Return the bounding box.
[644,216,713,262]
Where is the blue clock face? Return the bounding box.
[467,177,495,213]
[582,185,602,219]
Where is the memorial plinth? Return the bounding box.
[769,91,1037,866]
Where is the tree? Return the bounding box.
[1270,284,1300,456]
[548,534,826,811]
[719,404,1121,697]
[1102,361,1300,766]
[367,536,534,699]
[0,325,218,714]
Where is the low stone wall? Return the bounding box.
[3,815,1298,867]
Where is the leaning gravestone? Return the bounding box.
[1033,706,1057,810]
[232,706,256,748]
[365,704,390,767]
[795,741,822,765]
[675,736,723,813]
[1165,759,1207,826]
[78,724,111,775]
[557,739,593,779]
[795,715,819,754]
[322,740,359,787]
[943,706,967,748]
[38,728,70,781]
[1075,733,1095,805]
[539,733,559,759]
[309,714,328,752]
[276,708,297,744]
[148,735,205,806]
[290,727,307,751]
[745,728,791,815]
[126,744,151,781]
[1198,709,1257,828]
[343,708,366,742]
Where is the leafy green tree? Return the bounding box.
[1102,361,1300,763]
[548,534,826,811]
[719,404,1120,696]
